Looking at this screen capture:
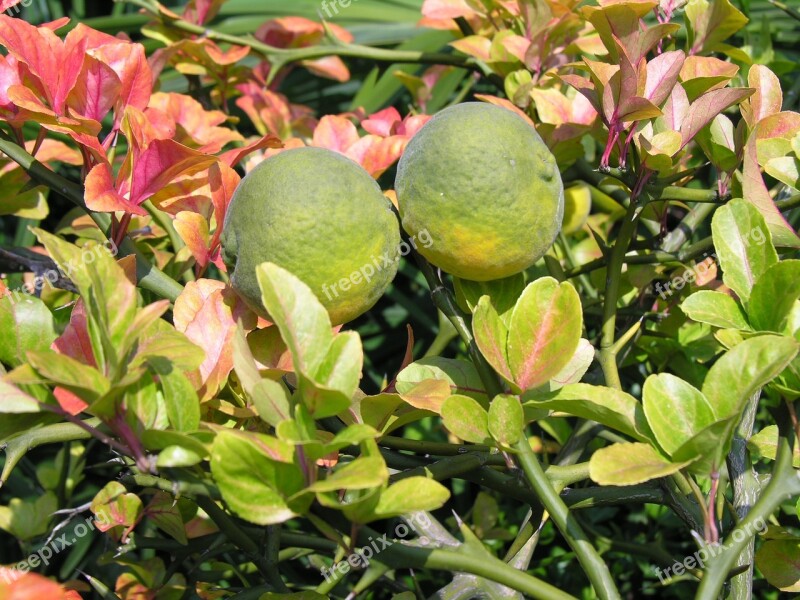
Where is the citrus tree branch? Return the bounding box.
[0,132,184,302]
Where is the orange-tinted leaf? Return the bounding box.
[174,211,211,269]
[129,139,216,206]
[148,92,243,153]
[90,42,152,117]
[741,65,783,128]
[84,163,148,215]
[52,300,96,366]
[311,114,360,153]
[173,280,258,400]
[0,570,74,600]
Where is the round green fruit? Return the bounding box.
[220,146,401,325]
[395,102,564,281]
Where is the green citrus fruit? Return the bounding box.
[220,146,401,325]
[395,102,564,281]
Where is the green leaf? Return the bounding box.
[685,0,748,55]
[231,324,291,426]
[454,273,525,323]
[765,156,800,190]
[711,198,778,302]
[748,261,800,333]
[257,262,362,418]
[0,295,57,368]
[702,334,798,419]
[156,445,203,468]
[642,374,715,456]
[681,290,749,329]
[755,540,800,592]
[148,358,199,432]
[747,425,800,467]
[396,357,487,404]
[256,262,332,376]
[27,349,110,404]
[472,296,514,386]
[523,383,654,442]
[308,456,388,493]
[210,430,306,525]
[146,491,188,545]
[0,491,57,540]
[0,380,41,413]
[507,278,583,391]
[547,338,595,390]
[488,394,523,447]
[589,442,691,486]
[373,478,450,519]
[441,394,491,444]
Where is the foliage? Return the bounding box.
[0,0,800,598]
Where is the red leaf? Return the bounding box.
[129,139,216,206]
[90,42,152,118]
[54,387,89,416]
[218,133,283,168]
[52,299,96,366]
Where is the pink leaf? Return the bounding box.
[361,107,402,137]
[645,50,685,107]
[742,64,783,128]
[129,139,216,206]
[67,54,121,122]
[742,131,800,248]
[312,115,360,154]
[84,162,147,215]
[680,87,753,149]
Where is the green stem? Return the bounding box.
[697,435,800,599]
[598,201,641,389]
[123,0,492,82]
[515,437,621,600]
[655,186,726,203]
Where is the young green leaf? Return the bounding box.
[472,295,514,386]
[523,383,654,443]
[308,456,388,493]
[210,430,306,525]
[441,394,491,445]
[589,442,691,486]
[748,261,800,333]
[711,198,778,302]
[488,394,523,447]
[642,373,715,456]
[0,295,57,368]
[681,290,749,330]
[372,477,450,518]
